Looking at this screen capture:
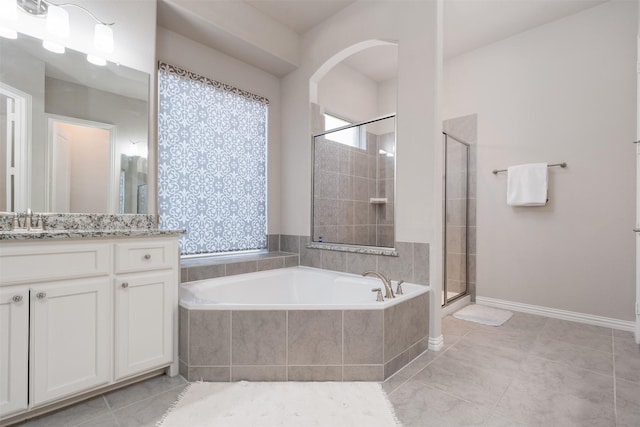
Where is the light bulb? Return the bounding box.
[93,24,113,53]
[43,40,65,54]
[0,26,17,39]
[46,5,69,39]
[0,0,17,39]
[87,54,106,66]
[0,0,17,21]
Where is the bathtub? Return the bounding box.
[179,266,431,382]
[180,266,429,309]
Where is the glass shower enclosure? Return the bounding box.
[443,133,470,306]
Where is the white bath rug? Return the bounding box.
[453,304,513,326]
[157,381,402,427]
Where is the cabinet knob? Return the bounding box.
[36,292,46,300]
[144,254,151,260]
[12,295,23,303]
[121,282,129,289]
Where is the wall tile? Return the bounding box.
[354,151,369,178]
[180,267,188,283]
[284,255,299,267]
[280,235,300,254]
[288,310,342,365]
[232,311,286,365]
[287,366,342,381]
[179,306,188,363]
[188,264,225,282]
[338,174,354,200]
[413,243,430,285]
[337,226,354,244]
[354,201,371,225]
[354,176,369,201]
[343,365,384,381]
[338,200,354,225]
[257,257,284,271]
[344,310,384,364]
[346,252,377,275]
[225,261,257,276]
[338,146,352,175]
[322,250,347,272]
[267,234,280,252]
[378,241,413,282]
[384,294,428,364]
[384,350,410,378]
[187,366,230,382]
[231,366,286,381]
[300,242,322,268]
[189,310,231,365]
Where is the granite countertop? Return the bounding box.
[0,229,185,241]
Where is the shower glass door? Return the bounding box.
[443,133,470,306]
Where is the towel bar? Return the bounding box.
[492,162,567,175]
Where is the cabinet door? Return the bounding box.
[0,287,29,418]
[30,278,111,407]
[114,271,173,380]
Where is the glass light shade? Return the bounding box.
[46,5,69,38]
[87,54,106,66]
[0,0,17,21]
[0,26,17,39]
[93,24,113,53]
[42,40,65,54]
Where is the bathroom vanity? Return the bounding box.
[0,225,181,424]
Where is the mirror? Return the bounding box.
[0,32,149,214]
[312,114,396,247]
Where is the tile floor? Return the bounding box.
[12,312,640,427]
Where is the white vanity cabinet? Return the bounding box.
[0,235,179,422]
[0,286,29,418]
[114,239,176,380]
[30,277,111,407]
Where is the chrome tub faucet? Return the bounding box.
[362,271,395,299]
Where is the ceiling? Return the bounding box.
[158,0,609,80]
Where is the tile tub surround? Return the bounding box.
[179,291,429,382]
[180,235,429,286]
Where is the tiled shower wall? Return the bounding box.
[313,133,395,247]
[443,115,477,301]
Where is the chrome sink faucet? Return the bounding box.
[362,271,395,299]
[11,209,43,232]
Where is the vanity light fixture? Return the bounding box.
[0,0,115,65]
[0,0,18,39]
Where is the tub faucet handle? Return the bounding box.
[396,280,405,295]
[372,288,384,302]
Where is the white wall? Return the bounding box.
[318,62,378,123]
[156,27,282,235]
[444,0,637,321]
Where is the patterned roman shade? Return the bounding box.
[158,62,268,255]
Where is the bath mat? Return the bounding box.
[453,304,513,326]
[157,381,402,427]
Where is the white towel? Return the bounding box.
[507,163,548,206]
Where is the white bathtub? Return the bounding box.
[180,266,430,310]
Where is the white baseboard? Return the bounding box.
[441,295,471,317]
[476,296,635,332]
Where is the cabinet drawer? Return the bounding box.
[115,239,176,273]
[0,242,110,286]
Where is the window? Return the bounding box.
[323,113,364,149]
[158,63,268,255]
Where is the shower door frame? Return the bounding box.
[442,132,470,307]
